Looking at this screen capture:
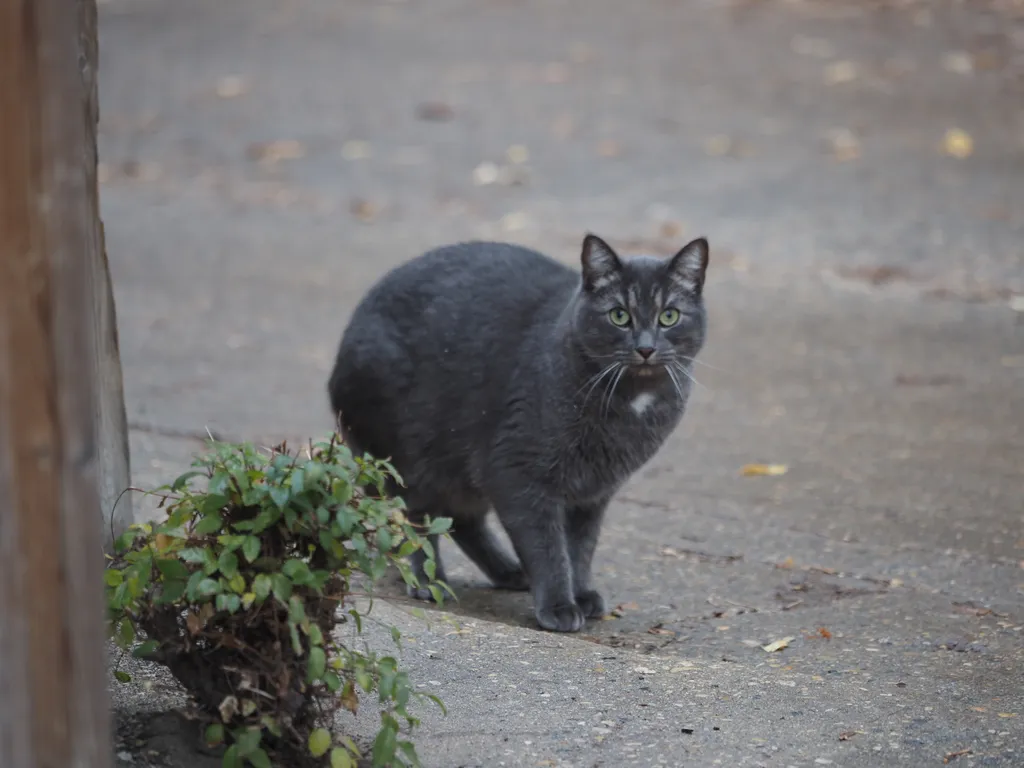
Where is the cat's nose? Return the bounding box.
[636,346,655,360]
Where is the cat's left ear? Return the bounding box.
[667,237,709,295]
[580,234,623,292]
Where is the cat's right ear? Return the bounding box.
[580,234,622,292]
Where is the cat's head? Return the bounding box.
[571,233,709,376]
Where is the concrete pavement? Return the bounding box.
[98,0,1023,765]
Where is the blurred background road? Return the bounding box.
[98,0,1023,765]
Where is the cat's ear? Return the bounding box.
[667,237,709,295]
[580,234,622,292]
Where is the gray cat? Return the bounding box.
[327,234,709,632]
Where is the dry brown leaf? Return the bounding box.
[777,557,795,570]
[741,464,789,477]
[823,60,858,84]
[818,627,833,640]
[944,748,972,763]
[596,139,622,158]
[942,129,973,159]
[349,198,381,222]
[215,76,247,99]
[247,139,306,165]
[838,731,859,741]
[340,680,359,714]
[415,101,454,122]
[762,636,795,652]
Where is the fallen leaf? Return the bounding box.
[825,128,860,162]
[942,129,973,159]
[647,624,675,636]
[247,139,306,165]
[944,748,972,763]
[838,730,859,741]
[340,681,359,714]
[741,464,789,477]
[971,706,987,713]
[818,627,833,640]
[823,60,858,85]
[596,139,622,158]
[659,220,684,239]
[500,211,531,232]
[415,101,454,122]
[186,611,201,636]
[215,76,246,99]
[943,51,974,75]
[506,144,530,164]
[472,161,500,186]
[776,557,795,570]
[997,712,1018,718]
[762,636,795,652]
[349,198,381,222]
[341,140,372,160]
[704,135,733,156]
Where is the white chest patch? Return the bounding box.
[630,392,657,416]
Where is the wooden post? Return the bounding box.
[0,0,118,765]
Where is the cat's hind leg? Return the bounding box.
[449,516,529,591]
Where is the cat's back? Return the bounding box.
[355,241,575,325]
[329,241,577,441]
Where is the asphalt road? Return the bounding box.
[98,0,1024,765]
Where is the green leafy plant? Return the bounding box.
[106,435,452,767]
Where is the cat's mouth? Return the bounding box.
[631,364,661,377]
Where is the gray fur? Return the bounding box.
[327,234,709,632]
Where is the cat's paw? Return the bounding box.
[490,568,530,591]
[575,589,607,619]
[535,602,586,632]
[407,584,440,603]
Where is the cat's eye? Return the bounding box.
[608,307,631,327]
[658,308,681,327]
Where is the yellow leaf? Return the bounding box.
[997,712,1018,718]
[741,463,789,477]
[942,129,973,159]
[309,728,332,758]
[762,636,795,653]
[154,533,173,551]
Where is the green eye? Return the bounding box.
[658,308,681,327]
[608,308,631,327]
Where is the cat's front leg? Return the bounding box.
[493,486,583,632]
[567,497,611,618]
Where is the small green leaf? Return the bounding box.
[171,470,205,491]
[194,513,222,536]
[132,639,159,658]
[330,748,354,768]
[178,548,207,564]
[222,744,242,768]
[426,517,452,536]
[247,749,271,768]
[234,727,261,757]
[323,671,341,692]
[104,569,124,587]
[113,670,131,683]
[196,578,221,597]
[156,578,186,604]
[216,593,241,614]
[156,557,189,581]
[218,550,239,579]
[116,618,135,647]
[242,536,260,563]
[307,646,327,682]
[289,596,306,624]
[371,720,398,766]
[204,723,224,747]
[308,728,332,758]
[253,574,272,601]
[271,574,292,603]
